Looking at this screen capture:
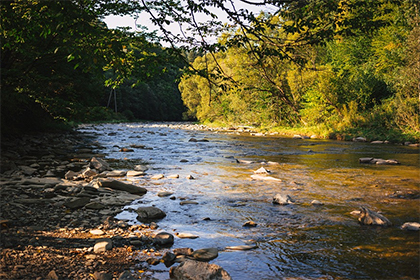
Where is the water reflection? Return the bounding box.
[79,123,419,279]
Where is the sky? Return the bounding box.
[103,1,277,43]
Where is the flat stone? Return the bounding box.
[401,222,420,231]
[19,166,37,176]
[14,198,54,205]
[151,174,164,180]
[105,170,127,177]
[126,170,146,177]
[21,178,61,185]
[64,197,90,209]
[85,202,106,210]
[180,200,198,205]
[120,148,134,152]
[167,174,179,179]
[191,247,218,261]
[158,191,174,197]
[251,174,282,181]
[175,232,199,239]
[225,244,257,250]
[94,239,113,253]
[90,229,105,235]
[98,179,147,195]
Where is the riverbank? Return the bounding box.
[198,121,420,144]
[0,129,233,280]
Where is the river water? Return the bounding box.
[78,122,420,280]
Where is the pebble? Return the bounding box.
[89,229,104,235]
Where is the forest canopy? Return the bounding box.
[1,0,419,141]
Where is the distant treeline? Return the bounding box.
[1,1,419,141]
[179,1,419,141]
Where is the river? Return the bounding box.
[78,122,420,280]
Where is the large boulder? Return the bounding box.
[358,206,392,226]
[169,260,232,280]
[98,179,147,195]
[136,206,166,221]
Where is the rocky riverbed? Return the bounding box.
[0,130,232,280]
[1,123,419,280]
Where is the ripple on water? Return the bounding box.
[79,122,420,280]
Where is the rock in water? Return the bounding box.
[191,248,218,261]
[225,245,257,251]
[272,194,295,205]
[170,260,232,280]
[401,222,420,231]
[136,206,166,221]
[358,206,392,226]
[98,179,147,195]
[153,232,174,246]
[254,167,270,174]
[176,232,199,239]
[251,174,282,181]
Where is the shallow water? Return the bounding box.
[78,122,420,280]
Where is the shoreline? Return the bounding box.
[0,130,175,279]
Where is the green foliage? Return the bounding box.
[177,0,419,141]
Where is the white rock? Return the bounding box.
[251,174,282,181]
[401,222,420,231]
[89,229,104,235]
[176,233,199,239]
[127,170,146,177]
[225,245,257,250]
[94,239,112,253]
[311,200,324,206]
[151,174,164,180]
[254,167,270,174]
